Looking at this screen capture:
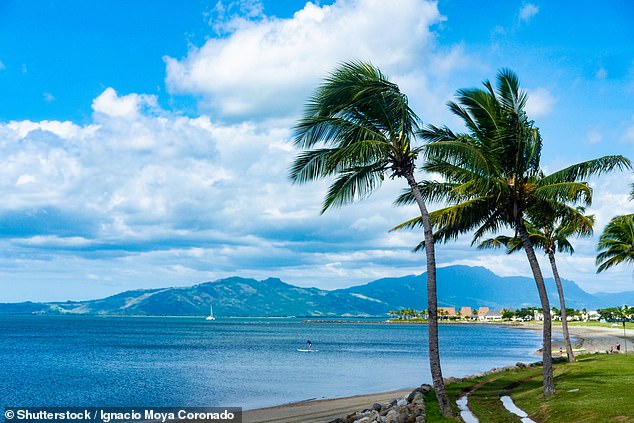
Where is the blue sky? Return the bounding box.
[1,0,633,302]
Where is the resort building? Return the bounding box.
[533,309,544,321]
[475,307,503,321]
[484,310,502,321]
[477,306,490,321]
[459,306,474,319]
[437,307,457,318]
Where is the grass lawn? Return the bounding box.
[513,354,634,422]
[425,354,634,422]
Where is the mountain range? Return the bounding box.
[1,265,633,316]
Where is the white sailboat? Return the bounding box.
[205,305,215,321]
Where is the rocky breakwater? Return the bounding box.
[329,385,431,423]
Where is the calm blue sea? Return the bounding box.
[0,315,543,411]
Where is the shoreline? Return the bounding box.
[243,323,632,423]
[243,389,414,423]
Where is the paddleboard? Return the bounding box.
[297,349,319,352]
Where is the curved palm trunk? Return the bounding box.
[548,251,575,362]
[518,222,555,396]
[405,173,451,417]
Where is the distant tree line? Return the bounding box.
[388,306,632,322]
[388,309,428,320]
[597,306,634,322]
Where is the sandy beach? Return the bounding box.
[243,323,632,423]
[243,389,413,423]
[552,323,633,354]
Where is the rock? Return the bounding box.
[334,389,427,423]
[385,409,399,423]
[419,384,432,393]
[516,361,527,368]
[397,407,410,422]
[407,391,424,404]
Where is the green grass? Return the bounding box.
[423,390,461,422]
[424,354,634,422]
[514,354,634,422]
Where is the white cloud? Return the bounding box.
[92,87,159,119]
[525,87,556,118]
[0,79,444,298]
[518,3,539,22]
[596,67,608,80]
[165,0,444,120]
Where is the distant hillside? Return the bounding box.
[337,266,608,310]
[0,266,632,316]
[0,276,389,317]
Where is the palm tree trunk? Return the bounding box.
[405,172,451,417]
[517,222,555,396]
[548,251,575,362]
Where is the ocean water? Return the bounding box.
[0,315,543,411]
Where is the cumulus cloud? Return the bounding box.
[0,88,218,234]
[165,0,444,120]
[92,87,159,119]
[1,84,436,299]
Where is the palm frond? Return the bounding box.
[321,163,386,212]
[541,156,631,185]
[394,181,462,206]
[596,214,634,273]
[533,181,592,205]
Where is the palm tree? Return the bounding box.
[393,69,630,396]
[478,207,595,362]
[288,61,451,415]
[596,214,634,272]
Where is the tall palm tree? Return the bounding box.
[478,207,595,363]
[596,214,634,272]
[288,61,451,415]
[393,69,630,396]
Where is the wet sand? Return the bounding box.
[551,323,633,354]
[243,323,632,423]
[242,389,413,423]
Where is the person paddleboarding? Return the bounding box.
[297,340,318,352]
